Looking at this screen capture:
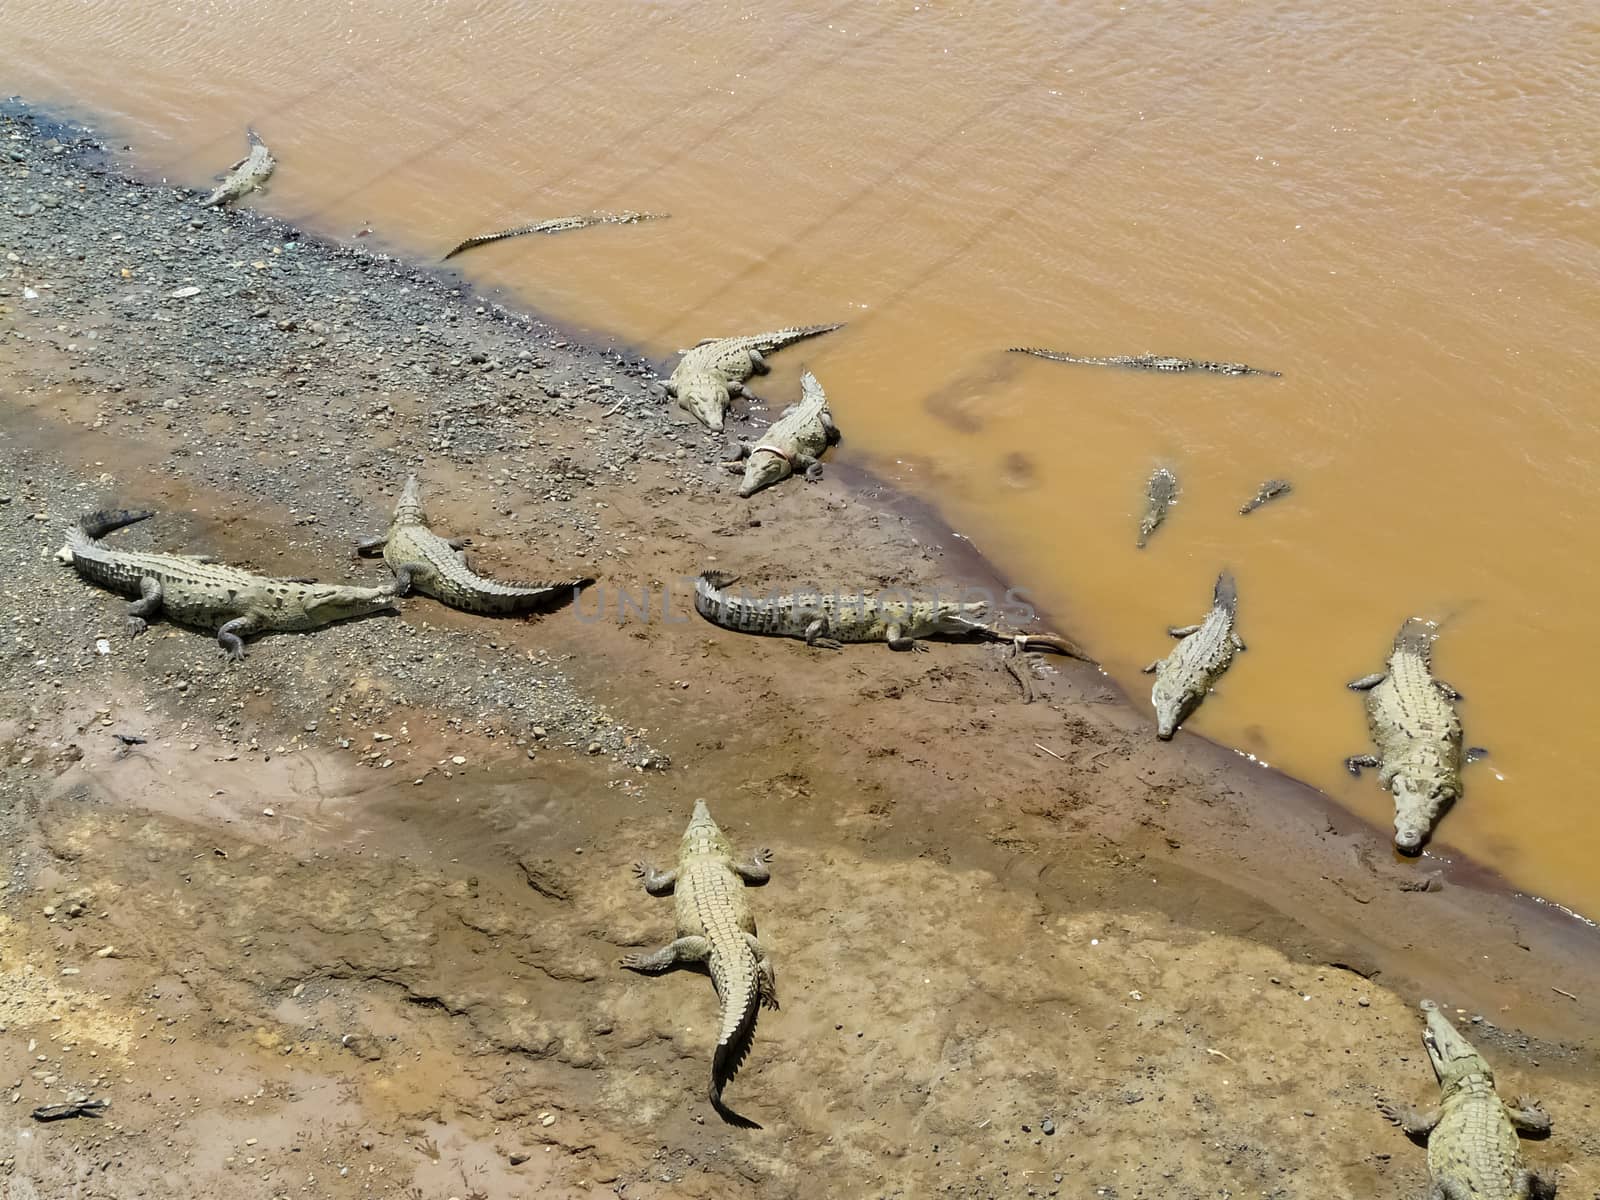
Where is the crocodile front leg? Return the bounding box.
[1346,753,1380,777]
[1168,623,1202,638]
[632,861,678,896]
[1348,672,1387,691]
[885,623,928,653]
[125,575,163,636]
[797,453,823,482]
[803,618,841,650]
[619,935,711,973]
[1377,1098,1439,1138]
[734,848,772,885]
[216,615,261,662]
[1507,1096,1552,1135]
[389,562,427,596]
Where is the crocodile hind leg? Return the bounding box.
[354,535,388,557]
[632,861,678,896]
[745,933,779,1009]
[618,935,710,973]
[1141,660,1160,674]
[389,563,428,597]
[216,615,261,662]
[734,848,773,885]
[821,409,841,445]
[1348,672,1387,691]
[798,454,823,483]
[1377,1098,1439,1139]
[125,576,163,636]
[885,623,928,653]
[722,441,753,474]
[1168,624,1201,638]
[803,618,842,650]
[1507,1096,1553,1135]
[747,349,771,375]
[1346,753,1380,777]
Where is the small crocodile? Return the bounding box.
[722,368,840,497]
[1345,618,1482,854]
[59,510,397,660]
[442,210,669,260]
[1142,570,1244,739]
[667,324,843,431]
[1379,999,1553,1200]
[357,475,592,613]
[1239,478,1293,514]
[201,128,275,208]
[1009,346,1282,377]
[1137,466,1178,549]
[694,571,1091,658]
[620,800,777,1129]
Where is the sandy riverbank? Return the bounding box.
[1,102,1596,1199]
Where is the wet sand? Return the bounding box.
[1,105,1597,1199]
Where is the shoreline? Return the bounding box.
[2,97,1597,1197]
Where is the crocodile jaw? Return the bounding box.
[1151,677,1198,740]
[1391,777,1449,855]
[677,380,729,431]
[301,585,401,621]
[1420,1000,1492,1085]
[737,454,788,498]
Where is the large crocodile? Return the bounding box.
[1009,346,1282,378]
[442,210,668,260]
[620,800,777,1129]
[59,510,397,660]
[1137,466,1178,549]
[667,324,843,431]
[1379,999,1554,1200]
[356,475,592,613]
[201,128,275,208]
[1141,570,1244,739]
[694,571,1091,658]
[1345,618,1479,854]
[722,368,840,497]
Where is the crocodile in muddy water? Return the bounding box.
[1379,999,1554,1200]
[442,210,669,260]
[722,368,840,498]
[1239,478,1292,514]
[1137,466,1178,549]
[667,324,843,431]
[58,509,398,660]
[1009,346,1282,377]
[620,800,778,1129]
[1142,570,1244,740]
[1346,618,1482,855]
[357,474,593,613]
[694,571,1091,658]
[200,127,275,208]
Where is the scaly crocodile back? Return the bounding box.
[442,211,669,260]
[758,370,833,456]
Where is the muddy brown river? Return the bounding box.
[4,1,1597,916]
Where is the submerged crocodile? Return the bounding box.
[1142,570,1244,740]
[1239,478,1293,514]
[1345,618,1480,854]
[667,324,843,431]
[357,475,592,613]
[694,571,1091,658]
[620,800,777,1129]
[722,369,840,497]
[1379,999,1553,1200]
[201,128,276,208]
[442,210,669,260]
[1137,466,1178,549]
[59,510,397,660]
[1009,346,1282,378]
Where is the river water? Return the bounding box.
[4,1,1596,916]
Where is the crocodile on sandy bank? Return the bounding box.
[442,211,669,260]
[1142,570,1244,739]
[667,324,843,431]
[722,369,840,497]
[59,510,397,660]
[201,128,275,209]
[1379,999,1554,1200]
[1009,346,1282,377]
[620,800,777,1129]
[356,475,592,614]
[1137,466,1178,549]
[1345,618,1483,854]
[694,571,1091,659]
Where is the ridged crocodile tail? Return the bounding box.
[1214,570,1237,615]
[709,951,763,1130]
[74,509,156,542]
[443,212,669,260]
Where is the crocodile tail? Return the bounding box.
[75,509,155,542]
[464,575,594,613]
[1393,617,1436,659]
[709,948,763,1130]
[1213,570,1237,615]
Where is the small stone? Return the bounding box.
[1358,996,1370,1007]
[540,1113,556,1127]
[1041,1117,1055,1136]
[450,755,466,765]
[587,742,602,755]
[167,285,202,299]
[508,1152,529,1166]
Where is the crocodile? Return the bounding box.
[667,324,843,431]
[356,475,592,613]
[722,368,840,497]
[1141,570,1244,739]
[694,571,1091,658]
[1345,618,1480,854]
[1239,478,1293,514]
[1378,999,1553,1200]
[1009,346,1282,377]
[201,128,276,208]
[442,210,669,260]
[58,509,397,660]
[620,800,777,1129]
[1137,466,1178,549]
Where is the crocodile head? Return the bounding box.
[394,474,427,526]
[737,449,791,498]
[1390,776,1455,854]
[1419,999,1492,1090]
[1151,675,1199,741]
[301,583,401,622]
[676,379,730,431]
